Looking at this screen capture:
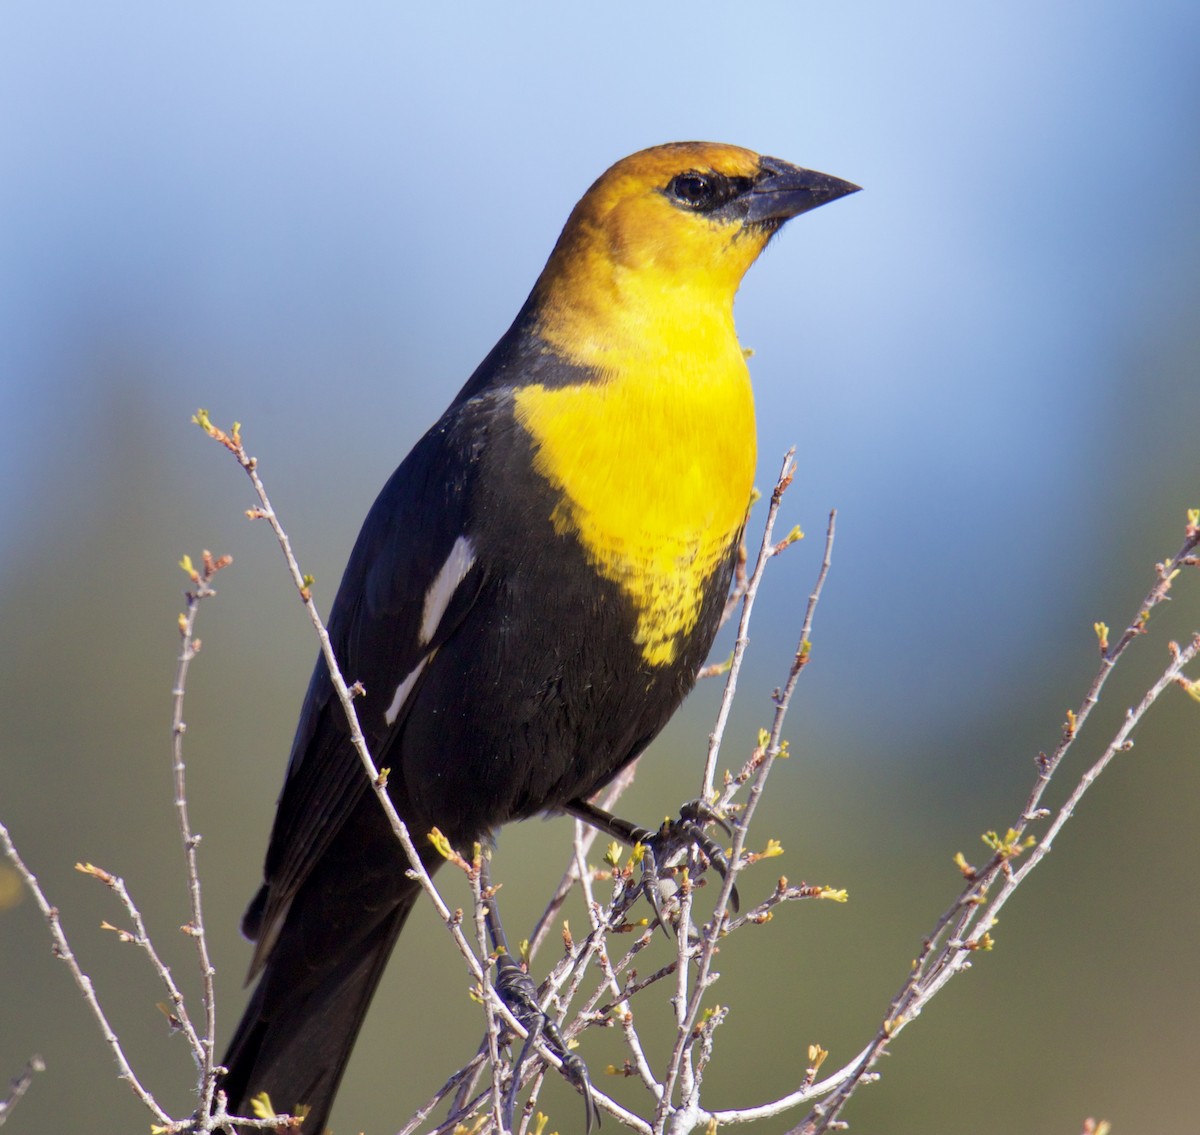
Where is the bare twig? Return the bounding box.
[789,516,1200,1135]
[76,861,203,1057]
[0,540,305,1135]
[0,1056,45,1129]
[0,823,173,1126]
[659,497,835,1133]
[701,450,799,801]
[395,1051,489,1135]
[173,550,232,1112]
[571,827,661,1098]
[471,856,509,1134]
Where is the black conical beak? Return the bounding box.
[745,157,861,224]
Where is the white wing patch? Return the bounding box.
[420,535,476,645]
[384,653,432,727]
[383,537,476,729]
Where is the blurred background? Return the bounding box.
[2,2,1198,1133]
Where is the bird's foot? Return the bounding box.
[564,796,740,934]
[633,800,740,932]
[493,952,599,1133]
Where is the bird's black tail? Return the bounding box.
[220,884,420,1134]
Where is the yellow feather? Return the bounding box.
[514,360,755,665]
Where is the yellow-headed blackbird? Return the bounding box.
[221,142,858,1131]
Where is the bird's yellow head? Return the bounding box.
[531,142,859,370]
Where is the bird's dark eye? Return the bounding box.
[667,172,716,208]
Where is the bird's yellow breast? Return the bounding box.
[514,336,756,667]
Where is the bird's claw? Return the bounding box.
[560,1050,600,1134]
[634,800,740,932]
[493,954,599,1133]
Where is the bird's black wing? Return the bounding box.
[245,401,494,972]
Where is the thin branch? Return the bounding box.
[658,492,834,1132]
[0,539,332,1135]
[75,862,203,1058]
[394,1051,489,1135]
[173,551,231,1112]
[471,858,509,1134]
[0,823,173,1126]
[701,450,798,801]
[788,518,1200,1135]
[571,826,661,1099]
[0,1056,45,1129]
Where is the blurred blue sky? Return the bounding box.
[2,4,1199,1133]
